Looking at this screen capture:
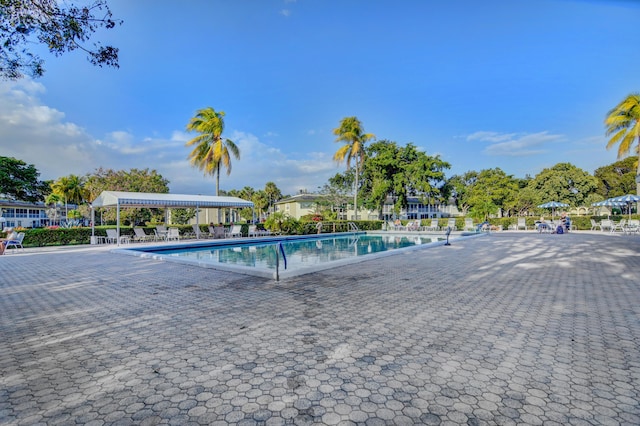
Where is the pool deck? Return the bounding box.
[1,231,639,425]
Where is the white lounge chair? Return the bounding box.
[625,219,640,235]
[600,219,613,232]
[446,218,457,231]
[248,225,263,237]
[106,229,130,244]
[167,228,180,241]
[426,219,440,231]
[517,218,528,230]
[133,227,153,242]
[155,225,168,240]
[611,219,626,233]
[190,224,203,239]
[464,218,475,231]
[225,225,243,238]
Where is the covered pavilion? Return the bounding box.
[90,191,254,244]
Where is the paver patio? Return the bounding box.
[1,232,639,425]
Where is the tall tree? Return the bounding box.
[333,116,375,220]
[594,156,637,198]
[0,0,121,79]
[0,156,49,201]
[264,181,282,214]
[252,190,269,220]
[528,163,598,208]
[186,107,240,197]
[360,140,449,219]
[84,167,169,225]
[51,174,88,220]
[605,93,640,194]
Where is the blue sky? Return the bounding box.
[1,0,638,196]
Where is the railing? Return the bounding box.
[275,242,287,281]
[307,221,362,235]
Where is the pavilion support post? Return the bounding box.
[116,200,120,247]
[90,206,96,244]
[195,204,200,238]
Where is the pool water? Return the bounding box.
[119,233,451,279]
[163,234,441,269]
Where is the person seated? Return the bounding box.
[560,212,571,232]
[536,216,548,232]
[0,230,17,255]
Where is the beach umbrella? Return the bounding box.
[537,201,569,218]
[610,194,640,219]
[591,199,625,218]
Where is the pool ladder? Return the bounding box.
[275,242,287,281]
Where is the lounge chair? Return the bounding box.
[133,227,153,242]
[210,226,225,239]
[248,225,263,237]
[464,218,475,231]
[3,232,25,253]
[106,229,130,244]
[517,218,528,230]
[446,218,457,231]
[426,219,440,231]
[190,224,203,239]
[155,225,168,240]
[590,219,599,231]
[406,221,421,231]
[225,225,243,238]
[167,228,180,241]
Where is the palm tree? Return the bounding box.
[186,107,240,196]
[333,117,375,220]
[264,181,282,215]
[51,175,88,221]
[45,193,63,225]
[605,93,640,194]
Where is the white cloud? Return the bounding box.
[280,9,291,17]
[0,79,340,196]
[467,130,564,157]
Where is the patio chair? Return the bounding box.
[611,219,626,233]
[624,219,640,235]
[517,218,528,230]
[446,218,457,231]
[426,219,440,231]
[600,219,613,232]
[590,219,599,231]
[3,232,25,253]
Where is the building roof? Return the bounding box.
[275,193,323,204]
[90,191,254,209]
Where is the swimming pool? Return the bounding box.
[116,232,470,280]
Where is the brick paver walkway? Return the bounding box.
[1,232,639,425]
